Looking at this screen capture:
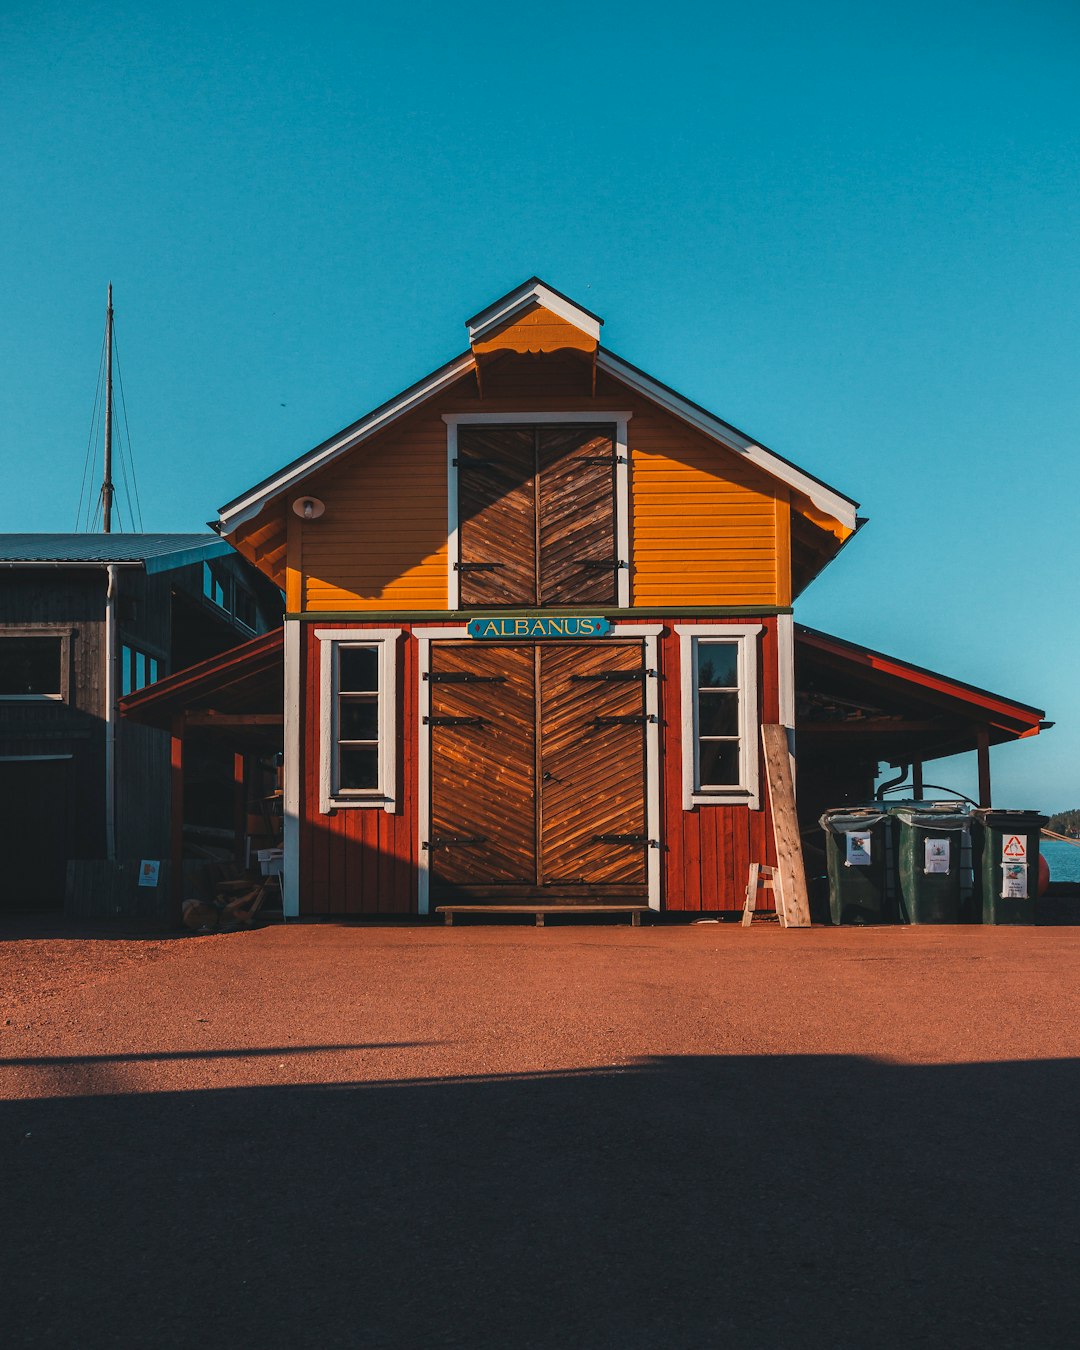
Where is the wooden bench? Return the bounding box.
[436,904,651,927]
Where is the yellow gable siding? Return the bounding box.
[292,367,786,612]
[628,403,785,606]
[300,406,450,611]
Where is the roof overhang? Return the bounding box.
[119,627,284,736]
[217,351,476,535]
[795,625,1047,765]
[217,283,859,541]
[466,278,603,345]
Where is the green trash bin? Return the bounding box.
[820,808,896,925]
[894,806,970,924]
[972,809,1048,924]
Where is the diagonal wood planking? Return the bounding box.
[457,426,536,605]
[538,426,618,606]
[429,644,536,886]
[539,643,648,891]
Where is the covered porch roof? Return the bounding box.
[120,627,283,746]
[795,624,1048,782]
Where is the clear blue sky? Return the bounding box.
[2,1,1077,810]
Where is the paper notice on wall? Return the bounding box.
[845,832,872,866]
[1002,862,1029,899]
[1002,835,1027,862]
[138,860,160,888]
[924,838,951,874]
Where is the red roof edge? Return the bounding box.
[795,625,1045,730]
[120,627,283,726]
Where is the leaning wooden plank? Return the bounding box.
[760,724,811,928]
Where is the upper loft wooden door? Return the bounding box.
[537,427,618,605]
[456,424,617,607]
[456,426,536,607]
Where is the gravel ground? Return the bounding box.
[2,919,1079,1349]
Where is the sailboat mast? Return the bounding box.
[102,282,114,533]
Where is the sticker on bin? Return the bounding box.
[924,838,951,874]
[845,831,872,866]
[1002,835,1027,861]
[1002,862,1028,899]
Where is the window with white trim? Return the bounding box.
[318,630,400,813]
[0,637,63,699]
[676,623,762,810]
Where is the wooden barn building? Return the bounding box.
[0,535,282,912]
[212,280,1047,920]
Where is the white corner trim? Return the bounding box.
[444,414,633,606]
[414,625,471,915]
[776,612,797,795]
[596,349,859,532]
[611,624,662,910]
[675,623,763,812]
[777,613,795,730]
[283,619,301,918]
[315,627,402,814]
[466,281,603,344]
[218,352,476,534]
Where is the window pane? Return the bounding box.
[339,697,378,741]
[121,645,132,696]
[234,588,256,629]
[699,740,740,787]
[136,651,147,690]
[340,746,379,790]
[339,646,379,693]
[0,638,62,696]
[698,690,739,737]
[697,642,738,689]
[149,658,159,684]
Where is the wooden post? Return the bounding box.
[912,760,923,798]
[233,752,246,866]
[977,729,992,808]
[761,723,812,927]
[170,714,185,917]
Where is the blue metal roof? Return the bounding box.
[0,534,234,574]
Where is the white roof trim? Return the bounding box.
[218,352,476,534]
[219,321,858,540]
[467,281,602,345]
[596,349,859,530]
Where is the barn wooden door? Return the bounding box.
[456,425,618,607]
[428,642,648,902]
[428,644,536,886]
[538,644,648,890]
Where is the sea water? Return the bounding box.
[1041,838,1080,885]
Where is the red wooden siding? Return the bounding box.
[297,616,779,915]
[655,616,779,912]
[300,622,418,915]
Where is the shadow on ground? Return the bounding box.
[3,1053,1077,1348]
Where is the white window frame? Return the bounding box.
[443,412,633,610]
[676,623,763,811]
[316,628,401,814]
[0,627,71,702]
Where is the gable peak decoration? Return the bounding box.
[466,278,603,356]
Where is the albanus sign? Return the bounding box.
[466,616,612,639]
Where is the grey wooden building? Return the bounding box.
[0,535,282,911]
